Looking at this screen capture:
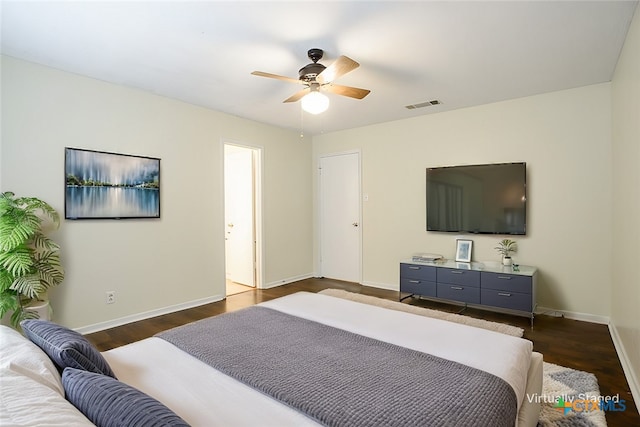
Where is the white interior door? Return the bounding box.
[319,152,361,282]
[224,145,255,287]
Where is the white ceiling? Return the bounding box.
[1,1,637,135]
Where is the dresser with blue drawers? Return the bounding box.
[400,260,537,325]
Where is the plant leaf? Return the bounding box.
[31,232,60,251]
[19,197,60,226]
[0,192,59,252]
[0,246,34,277]
[10,306,38,329]
[33,250,65,288]
[0,269,14,292]
[0,211,41,252]
[0,290,19,320]
[10,274,45,299]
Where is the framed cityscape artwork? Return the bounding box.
[65,147,160,219]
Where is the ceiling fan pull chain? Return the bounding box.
[300,104,305,139]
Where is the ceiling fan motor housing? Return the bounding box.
[299,48,326,82]
[298,63,326,81]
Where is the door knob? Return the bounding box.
[352,222,359,227]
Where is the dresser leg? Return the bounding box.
[399,293,414,302]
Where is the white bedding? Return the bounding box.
[262,292,533,408]
[103,291,539,427]
[104,337,319,426]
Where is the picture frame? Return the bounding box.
[455,239,473,263]
[456,262,471,270]
[65,147,160,219]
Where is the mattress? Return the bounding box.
[103,291,542,426]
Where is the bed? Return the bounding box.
[1,290,543,427]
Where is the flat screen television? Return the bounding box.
[426,162,526,235]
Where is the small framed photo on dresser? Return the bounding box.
[456,262,471,270]
[455,239,473,262]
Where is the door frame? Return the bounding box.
[317,150,363,283]
[222,140,264,289]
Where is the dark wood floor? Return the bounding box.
[86,278,639,426]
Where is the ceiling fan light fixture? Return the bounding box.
[301,91,329,114]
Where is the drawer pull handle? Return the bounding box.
[409,280,420,284]
[451,286,464,290]
[498,292,512,297]
[450,271,463,274]
[409,266,420,270]
[497,276,512,280]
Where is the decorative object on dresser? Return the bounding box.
[455,239,473,262]
[495,238,518,266]
[0,192,65,328]
[411,253,443,262]
[399,259,537,325]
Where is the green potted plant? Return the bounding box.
[0,192,64,328]
[495,239,517,266]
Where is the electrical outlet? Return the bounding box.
[106,291,115,304]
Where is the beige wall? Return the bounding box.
[313,83,613,321]
[611,5,640,406]
[0,56,313,331]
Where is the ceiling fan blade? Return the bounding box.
[317,55,359,84]
[283,87,310,103]
[323,84,370,100]
[251,71,304,85]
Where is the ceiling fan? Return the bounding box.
[251,48,370,114]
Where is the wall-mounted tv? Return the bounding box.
[65,147,160,220]
[426,162,526,235]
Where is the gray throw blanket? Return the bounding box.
[157,306,517,427]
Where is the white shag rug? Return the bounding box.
[538,362,607,427]
[318,288,524,337]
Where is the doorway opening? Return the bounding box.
[223,143,263,296]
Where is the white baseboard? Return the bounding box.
[76,273,312,334]
[361,280,397,291]
[75,294,225,335]
[608,322,640,409]
[263,273,314,289]
[535,305,610,324]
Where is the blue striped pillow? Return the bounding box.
[62,368,190,427]
[21,320,116,378]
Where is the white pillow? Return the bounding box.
[0,368,95,426]
[0,325,63,395]
[0,325,95,426]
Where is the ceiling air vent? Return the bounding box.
[405,100,441,110]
